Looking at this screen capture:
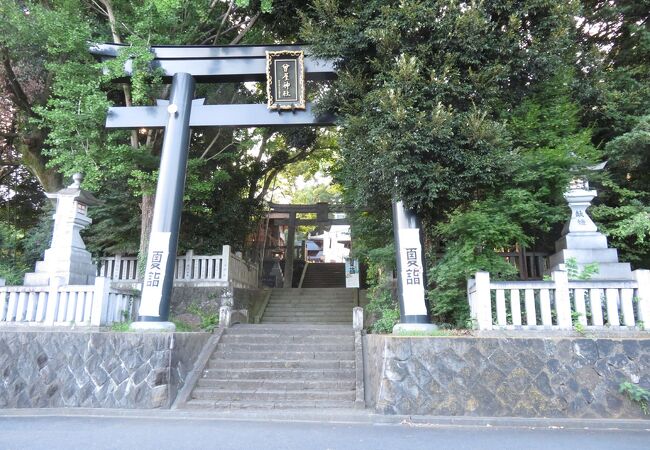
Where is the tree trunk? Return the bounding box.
[138,192,155,279]
[17,130,62,192]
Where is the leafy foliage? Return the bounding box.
[1,0,327,265]
[301,1,611,326]
[619,381,650,415]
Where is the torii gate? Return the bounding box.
[91,43,434,332]
[267,202,351,288]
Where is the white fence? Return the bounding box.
[0,277,137,327]
[467,270,650,330]
[97,245,259,289]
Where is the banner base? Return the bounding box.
[130,321,176,332]
[392,323,438,334]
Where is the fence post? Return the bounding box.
[219,305,232,328]
[184,249,194,280]
[353,306,364,331]
[553,270,572,329]
[45,277,64,325]
[91,277,111,326]
[222,245,231,282]
[634,270,650,330]
[114,254,122,279]
[474,272,492,330]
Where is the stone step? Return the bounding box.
[226,324,352,331]
[219,334,353,344]
[302,275,345,279]
[196,378,355,391]
[201,368,356,380]
[222,324,354,338]
[266,298,354,303]
[264,306,352,317]
[270,296,349,299]
[264,307,352,312]
[262,311,352,315]
[211,350,355,361]
[207,359,355,370]
[267,301,357,309]
[261,313,352,318]
[268,296,353,301]
[191,388,355,402]
[270,288,349,293]
[261,319,351,324]
[216,343,354,352]
[260,318,352,323]
[264,304,354,310]
[224,329,352,335]
[183,399,355,410]
[263,309,348,313]
[182,319,357,412]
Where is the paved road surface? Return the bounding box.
[0,416,648,450]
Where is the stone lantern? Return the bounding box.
[548,178,633,280]
[24,174,101,286]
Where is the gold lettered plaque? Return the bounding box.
[266,50,306,110]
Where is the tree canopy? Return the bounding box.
[302,0,649,325]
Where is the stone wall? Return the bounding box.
[170,286,265,318]
[364,335,650,419]
[169,332,211,403]
[0,331,209,409]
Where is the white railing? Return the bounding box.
[174,249,227,283]
[467,270,650,330]
[228,249,259,289]
[96,245,258,289]
[0,277,137,327]
[97,254,139,281]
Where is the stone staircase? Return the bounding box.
[261,288,355,324]
[183,324,357,409]
[301,263,345,288]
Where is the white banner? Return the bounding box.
[139,232,171,317]
[345,258,360,289]
[398,228,427,316]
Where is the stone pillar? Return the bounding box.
[549,178,633,280]
[391,200,437,333]
[132,72,195,332]
[353,307,363,331]
[24,174,100,286]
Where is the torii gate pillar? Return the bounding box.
[131,73,194,331]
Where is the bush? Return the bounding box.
[365,279,399,333]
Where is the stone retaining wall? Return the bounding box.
[0,331,209,409]
[171,286,264,317]
[364,335,650,419]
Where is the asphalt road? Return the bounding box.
[0,416,648,450]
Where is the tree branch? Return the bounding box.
[230,12,260,45]
[1,47,34,116]
[213,1,235,45]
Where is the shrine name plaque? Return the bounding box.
[266,50,306,110]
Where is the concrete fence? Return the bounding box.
[97,245,258,289]
[467,270,650,330]
[0,277,137,327]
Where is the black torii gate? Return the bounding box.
[91,43,434,332]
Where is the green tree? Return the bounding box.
[1,0,328,269]
[576,0,650,267]
[303,0,593,325]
